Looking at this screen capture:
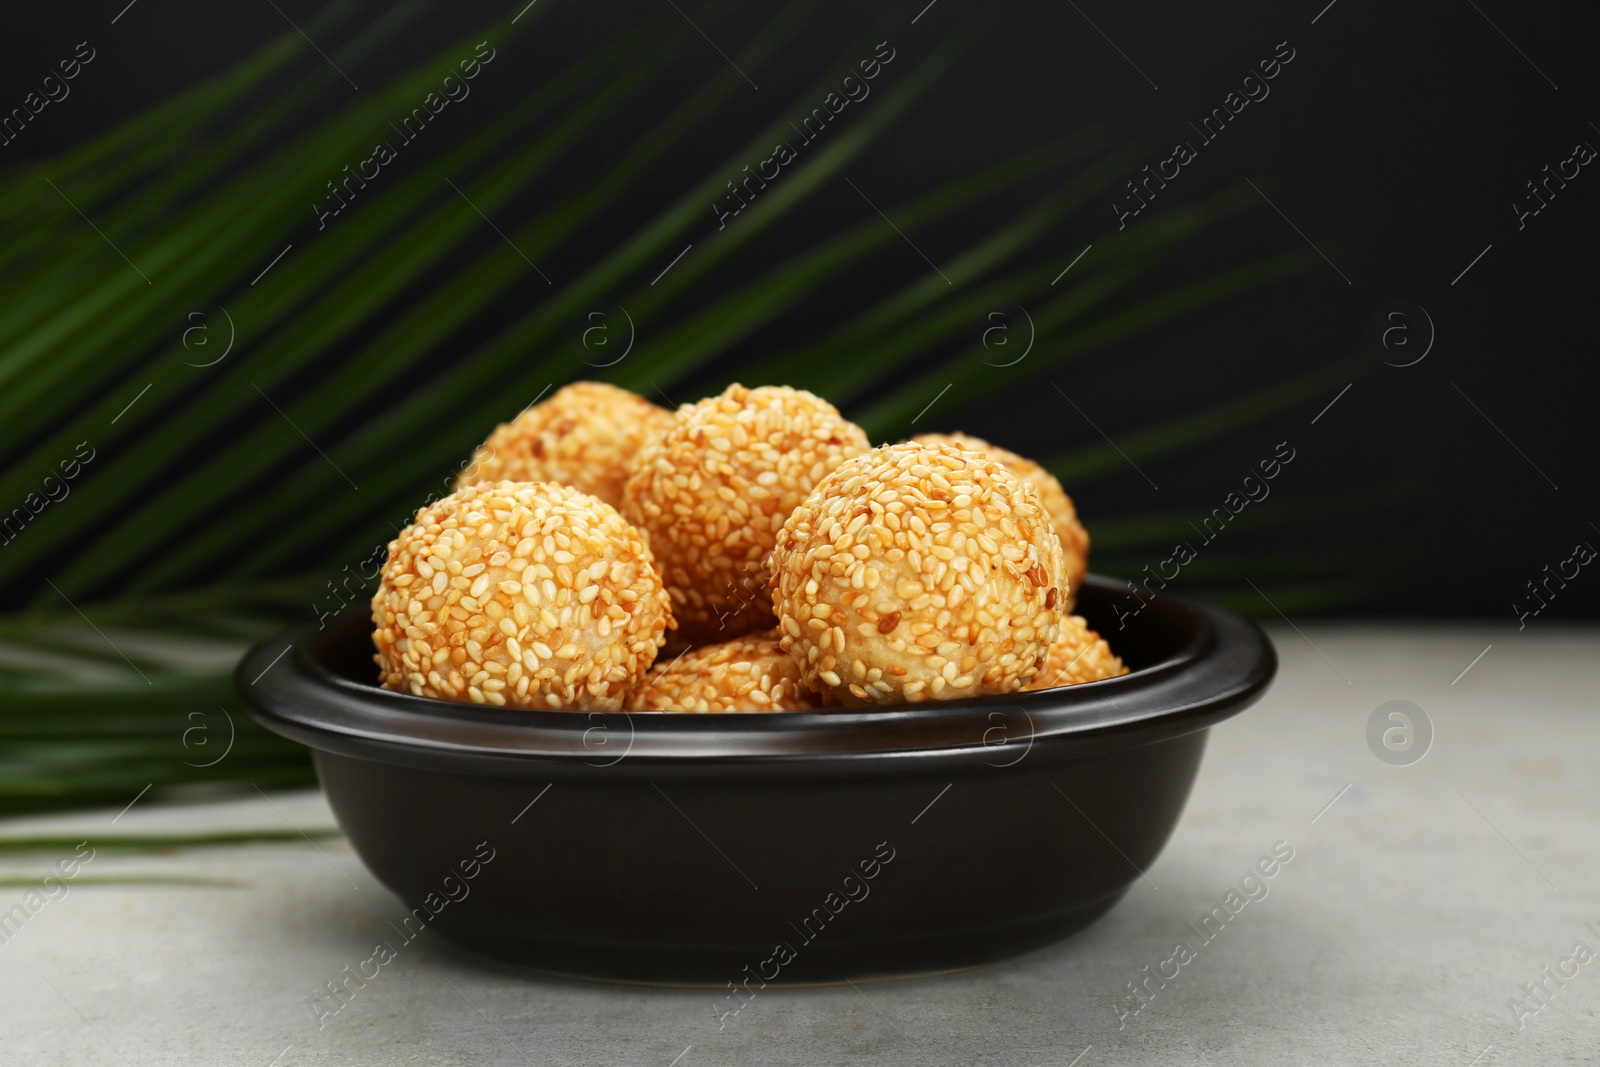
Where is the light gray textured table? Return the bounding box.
[2,624,1596,1066]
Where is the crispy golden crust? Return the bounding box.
[770,441,1064,706]
[622,383,870,645]
[372,481,673,711]
[912,432,1088,605]
[1022,614,1128,690]
[457,382,675,509]
[625,632,821,712]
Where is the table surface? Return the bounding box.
[2,624,1596,1067]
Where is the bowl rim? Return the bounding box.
[236,575,1277,779]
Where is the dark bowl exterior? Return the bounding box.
[237,576,1274,984]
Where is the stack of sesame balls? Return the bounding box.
[371,381,1128,712]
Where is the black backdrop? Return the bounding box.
[3,0,1596,620]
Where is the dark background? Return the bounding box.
[3,0,1595,621]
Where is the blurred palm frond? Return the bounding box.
[0,8,1397,818]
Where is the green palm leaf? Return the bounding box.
[0,7,1406,819]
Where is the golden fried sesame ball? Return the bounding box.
[626,632,821,712]
[372,481,673,711]
[623,383,871,645]
[912,432,1088,606]
[1022,615,1128,691]
[457,382,675,509]
[770,441,1065,705]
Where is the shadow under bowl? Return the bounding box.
[237,575,1275,984]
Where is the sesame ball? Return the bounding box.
[770,441,1065,705]
[372,481,673,711]
[457,382,675,509]
[913,432,1088,606]
[626,632,822,712]
[1022,615,1128,691]
[623,383,870,645]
